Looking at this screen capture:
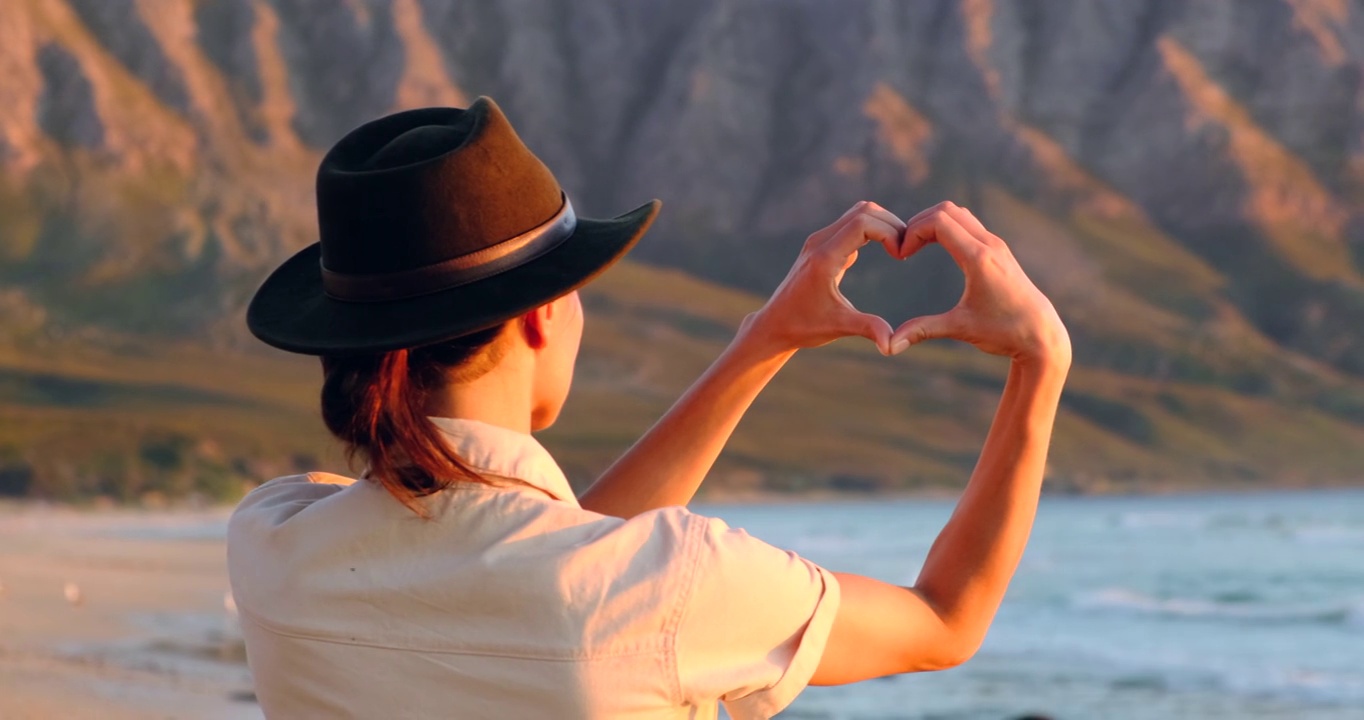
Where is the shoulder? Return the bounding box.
[232,471,356,510]
[632,507,783,566]
[594,507,799,573]
[668,509,825,587]
[573,507,801,603]
[227,472,357,542]
[581,505,723,572]
[226,472,380,617]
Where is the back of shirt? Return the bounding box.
[228,470,838,719]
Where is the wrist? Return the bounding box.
[736,311,798,360]
[1012,346,1071,379]
[1014,317,1072,372]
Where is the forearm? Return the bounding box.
[578,315,794,518]
[913,356,1068,649]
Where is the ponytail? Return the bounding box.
[320,324,510,515]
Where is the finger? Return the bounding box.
[944,203,985,235]
[864,206,908,259]
[867,201,911,259]
[809,202,905,255]
[805,201,874,251]
[825,213,902,260]
[863,203,910,258]
[899,202,959,259]
[902,200,962,231]
[862,201,907,234]
[839,249,859,275]
[892,311,960,347]
[847,312,895,356]
[901,207,983,266]
[943,204,1004,248]
[900,201,997,258]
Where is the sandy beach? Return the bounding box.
[3,493,1360,720]
[0,505,259,719]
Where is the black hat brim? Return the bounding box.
[246,200,660,355]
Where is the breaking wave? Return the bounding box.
[1074,587,1364,627]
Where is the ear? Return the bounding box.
[520,301,555,350]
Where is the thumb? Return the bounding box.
[892,311,959,349]
[850,312,894,356]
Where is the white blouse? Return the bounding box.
[227,417,840,719]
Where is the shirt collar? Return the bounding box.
[427,417,579,506]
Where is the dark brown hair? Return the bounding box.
[320,322,513,514]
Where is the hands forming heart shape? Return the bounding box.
[745,201,1070,364]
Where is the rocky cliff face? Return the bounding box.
[4,0,1364,395]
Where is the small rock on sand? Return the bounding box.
[63,581,83,607]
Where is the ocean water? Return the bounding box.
[92,491,1361,718]
[697,490,1364,720]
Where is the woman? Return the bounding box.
[229,97,1070,719]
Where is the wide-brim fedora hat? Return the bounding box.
[247,96,660,355]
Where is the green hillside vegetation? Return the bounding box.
[5,0,1364,503]
[4,259,1363,505]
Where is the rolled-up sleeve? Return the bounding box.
[673,515,841,720]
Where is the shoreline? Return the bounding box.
[0,506,259,719]
[4,477,1362,514]
[695,478,1364,506]
[2,488,1359,718]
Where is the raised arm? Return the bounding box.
[579,202,907,518]
[812,202,1072,684]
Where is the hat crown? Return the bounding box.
[316,98,564,276]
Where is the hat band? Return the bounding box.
[320,195,577,302]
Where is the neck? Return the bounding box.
[428,357,537,434]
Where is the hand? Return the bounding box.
[891,202,1071,364]
[745,201,906,356]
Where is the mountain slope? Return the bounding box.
[4,259,1363,503]
[2,0,1364,495]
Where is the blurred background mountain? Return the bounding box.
[3,0,1364,503]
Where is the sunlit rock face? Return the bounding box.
[3,0,1364,378]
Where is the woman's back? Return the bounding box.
[228,418,838,719]
[232,96,1071,716]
